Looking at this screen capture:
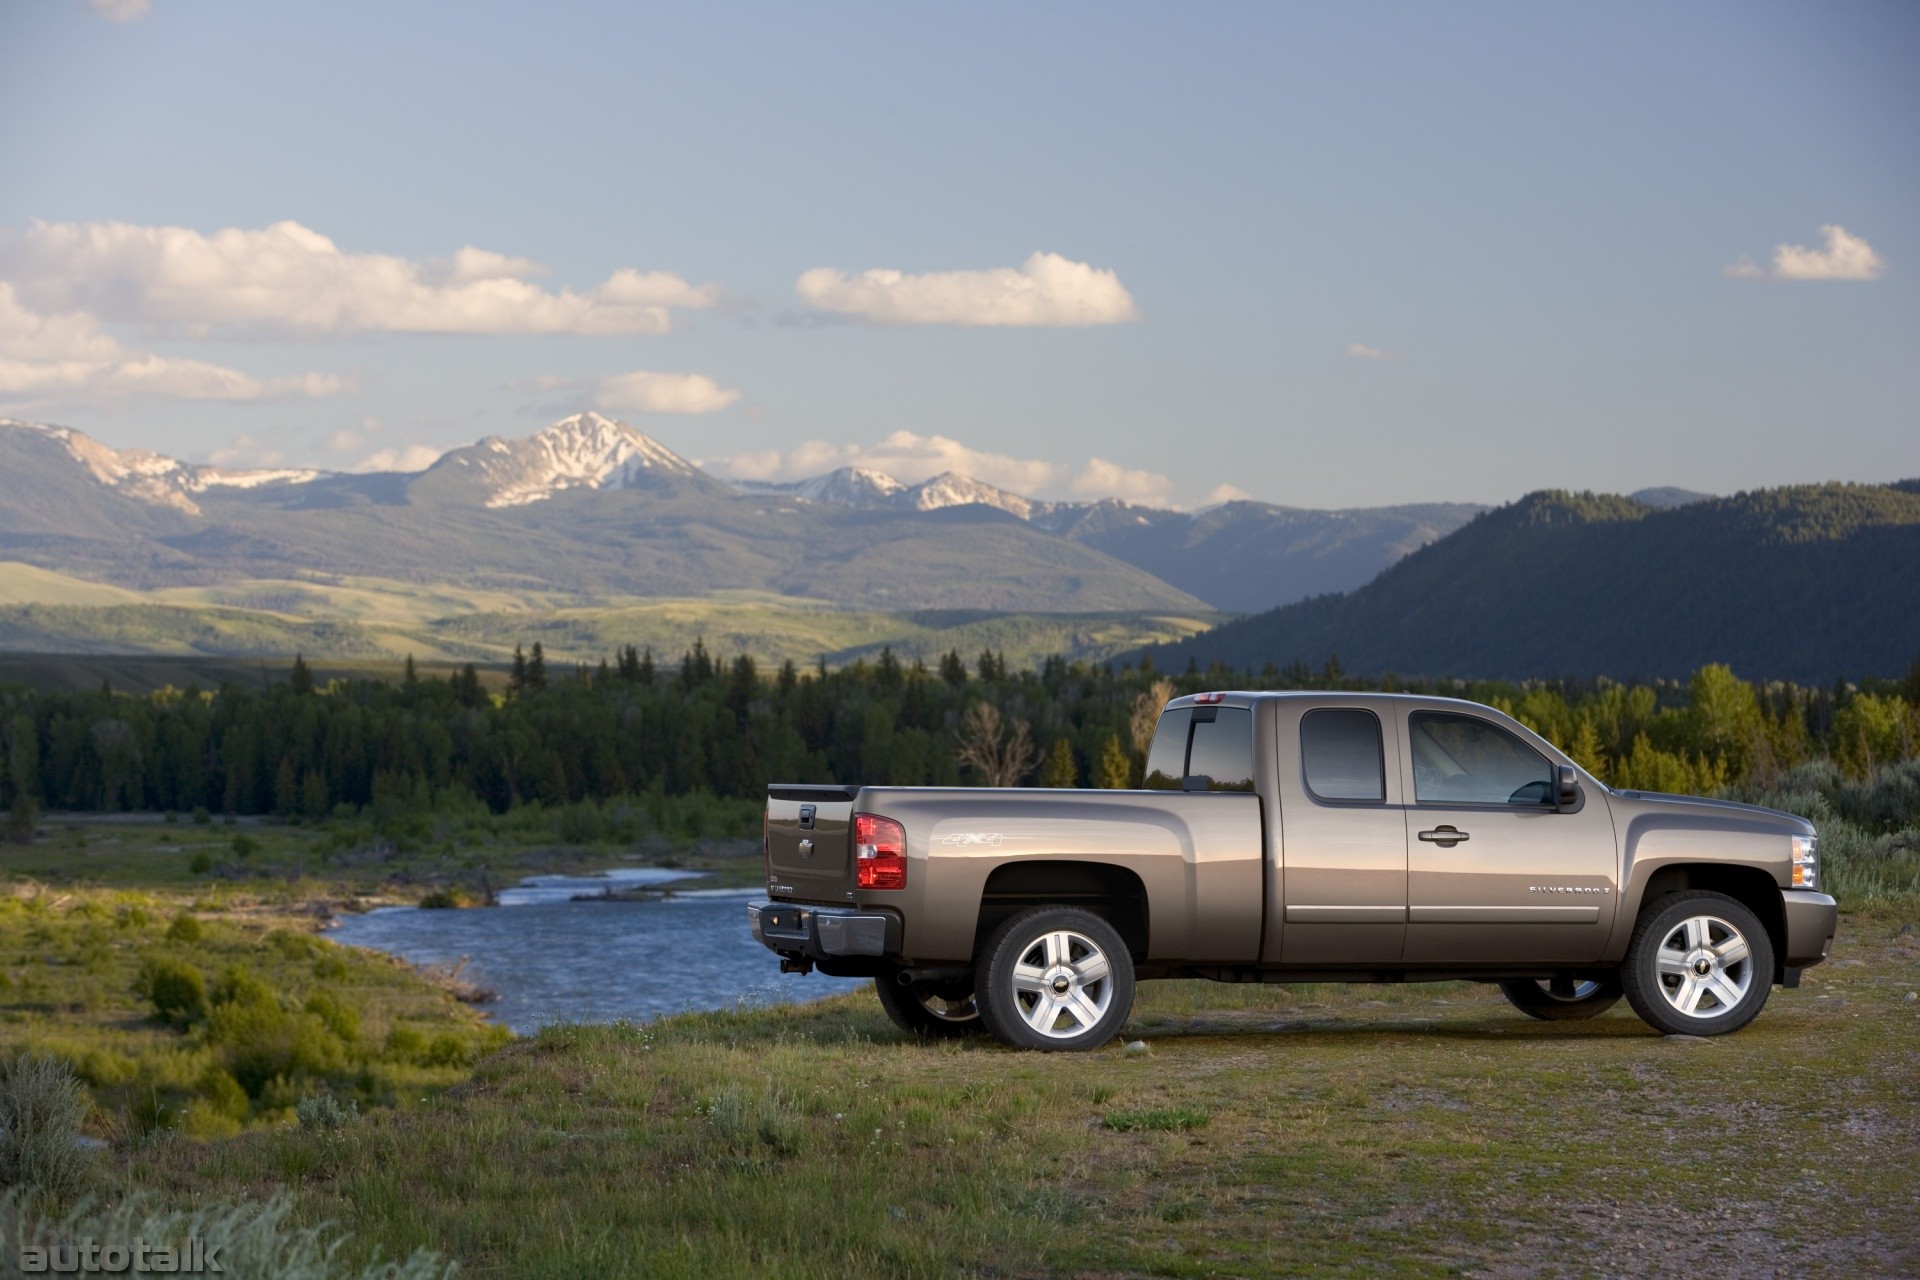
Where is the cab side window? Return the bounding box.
[1409,712,1551,806]
[1300,708,1385,803]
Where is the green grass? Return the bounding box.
[106,906,1920,1278]
[0,882,508,1137]
[0,564,1223,667]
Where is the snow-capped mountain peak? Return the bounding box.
[449,411,702,508]
[906,472,1042,521]
[0,418,323,516]
[730,466,909,508]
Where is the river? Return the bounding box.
[328,868,865,1033]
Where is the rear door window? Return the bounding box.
[1300,708,1386,803]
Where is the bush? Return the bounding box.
[136,956,208,1024]
[417,889,461,910]
[0,1055,95,1199]
[295,1093,359,1131]
[190,806,211,825]
[0,1191,452,1280]
[188,852,213,874]
[231,833,261,858]
[165,912,205,943]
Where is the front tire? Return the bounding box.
[975,906,1135,1051]
[873,974,984,1039]
[1621,891,1773,1036]
[1498,973,1622,1021]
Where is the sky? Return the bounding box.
[1,0,1915,509]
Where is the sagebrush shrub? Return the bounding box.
[0,1055,95,1199]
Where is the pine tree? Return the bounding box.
[876,647,903,689]
[403,654,418,688]
[509,645,528,695]
[290,655,314,696]
[1096,735,1132,789]
[638,647,656,686]
[778,659,799,693]
[940,650,968,687]
[526,643,548,690]
[1040,738,1078,788]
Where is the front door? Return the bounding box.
[1274,702,1408,965]
[1396,709,1616,965]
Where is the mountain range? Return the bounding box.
[0,414,1482,615]
[1144,484,1920,683]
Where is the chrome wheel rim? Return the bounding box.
[919,992,979,1023]
[1654,914,1753,1019]
[1537,976,1604,1002]
[1010,929,1113,1039]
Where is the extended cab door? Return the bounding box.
[1394,709,1616,965]
[1271,700,1408,965]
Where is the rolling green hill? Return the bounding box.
[1145,483,1920,683]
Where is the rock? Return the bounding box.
[1123,1040,1150,1057]
[1905,992,1917,1002]
[1900,923,1915,935]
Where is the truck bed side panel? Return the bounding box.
[853,788,1264,964]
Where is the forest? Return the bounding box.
[3,641,1917,834]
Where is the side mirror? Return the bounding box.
[1554,764,1580,810]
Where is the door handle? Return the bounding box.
[1418,825,1469,847]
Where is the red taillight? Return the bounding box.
[854,812,907,890]
[1194,692,1226,704]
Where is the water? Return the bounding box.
[328,868,864,1033]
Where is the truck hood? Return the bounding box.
[1609,788,1814,836]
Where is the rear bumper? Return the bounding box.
[748,900,901,961]
[1780,888,1838,973]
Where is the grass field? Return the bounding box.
[4,810,1916,1276]
[116,909,1920,1278]
[0,563,1223,669]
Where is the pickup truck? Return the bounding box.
[748,692,1837,1050]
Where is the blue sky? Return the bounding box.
[1,0,1914,507]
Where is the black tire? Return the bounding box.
[1621,891,1774,1037]
[1498,973,1623,1021]
[872,974,985,1039]
[975,906,1135,1051]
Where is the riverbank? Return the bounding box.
[117,905,1919,1278]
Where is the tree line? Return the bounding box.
[4,641,1918,838]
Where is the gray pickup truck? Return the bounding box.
[749,692,1837,1050]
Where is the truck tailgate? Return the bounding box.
[766,784,859,902]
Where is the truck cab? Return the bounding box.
[750,692,1838,1050]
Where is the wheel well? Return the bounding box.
[977,861,1149,961]
[1640,863,1788,981]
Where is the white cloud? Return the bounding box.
[1725,224,1885,282]
[0,220,722,338]
[87,0,151,22]
[1202,483,1253,506]
[593,370,741,415]
[1344,342,1394,361]
[0,282,345,404]
[207,434,286,468]
[711,430,1178,506]
[351,444,447,474]
[795,252,1140,327]
[319,416,382,454]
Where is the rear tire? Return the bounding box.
[1498,973,1622,1021]
[1621,891,1773,1036]
[975,906,1135,1051]
[872,974,984,1038]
